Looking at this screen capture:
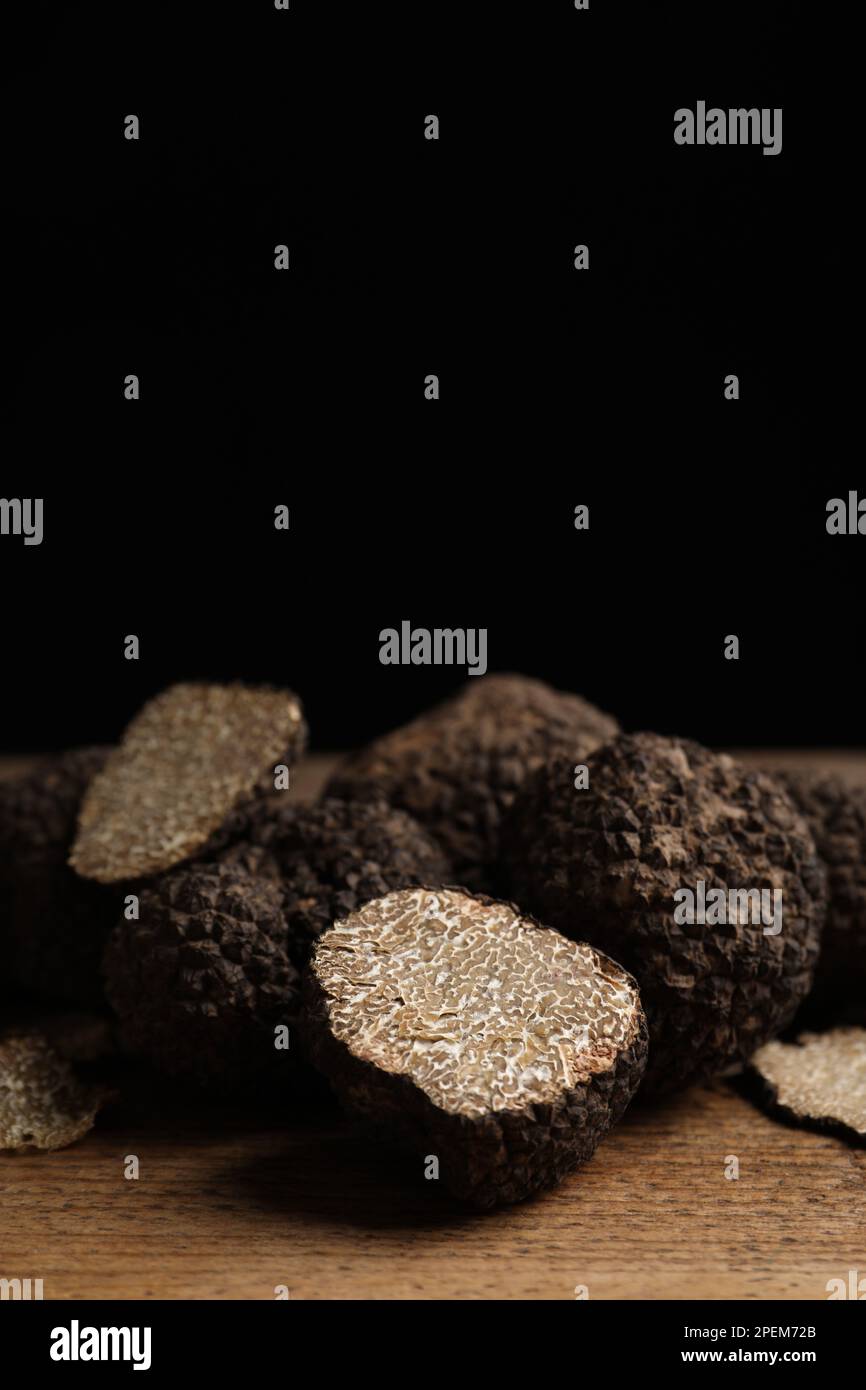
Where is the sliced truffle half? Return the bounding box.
[70,683,307,883]
[749,1028,866,1142]
[303,886,647,1206]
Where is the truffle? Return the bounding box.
[749,1028,866,1142]
[0,748,122,1005]
[103,863,301,1095]
[303,886,648,1207]
[502,733,826,1095]
[214,797,452,969]
[773,771,866,1023]
[69,683,308,884]
[0,1031,110,1150]
[325,674,618,890]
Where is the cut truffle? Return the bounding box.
[773,771,866,1023]
[303,886,647,1207]
[0,748,122,1005]
[0,1032,110,1150]
[213,797,452,969]
[102,863,301,1095]
[325,674,618,890]
[69,683,307,884]
[749,1028,866,1142]
[502,733,826,1095]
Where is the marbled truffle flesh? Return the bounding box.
[749,1028,866,1141]
[303,886,647,1206]
[70,683,307,884]
[325,674,619,890]
[215,796,452,969]
[0,748,121,1005]
[103,863,300,1095]
[502,733,826,1095]
[774,771,866,1023]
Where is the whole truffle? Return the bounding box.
[102,863,300,1095]
[214,797,452,969]
[70,682,308,884]
[325,674,618,890]
[773,771,866,1023]
[0,748,121,1006]
[303,886,648,1207]
[502,733,826,1095]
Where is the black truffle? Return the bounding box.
[325,674,618,891]
[303,886,648,1207]
[213,797,452,970]
[102,863,300,1095]
[70,683,308,883]
[502,733,826,1095]
[0,748,122,1006]
[773,771,866,1023]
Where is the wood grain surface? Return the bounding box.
[1,750,864,1301]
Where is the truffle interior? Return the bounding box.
[312,887,641,1118]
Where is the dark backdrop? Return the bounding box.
[3,3,837,754]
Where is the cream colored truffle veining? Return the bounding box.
[312,888,640,1118]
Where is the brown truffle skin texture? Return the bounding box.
[502,734,827,1095]
[103,864,300,1095]
[325,674,619,890]
[774,772,866,1023]
[214,797,452,970]
[0,748,121,1006]
[302,887,648,1207]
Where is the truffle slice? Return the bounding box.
[749,1028,866,1141]
[325,675,618,891]
[103,863,301,1095]
[502,733,826,1095]
[303,886,647,1207]
[0,747,121,1005]
[69,683,307,883]
[773,772,866,1023]
[214,797,451,969]
[0,1032,109,1150]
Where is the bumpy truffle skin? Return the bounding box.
[214,797,452,969]
[303,887,648,1207]
[103,864,300,1095]
[325,675,619,891]
[0,748,121,1006]
[502,734,826,1095]
[774,772,866,1023]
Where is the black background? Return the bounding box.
[2,3,840,755]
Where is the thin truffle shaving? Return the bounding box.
[0,1033,109,1150]
[69,683,306,882]
[751,1029,866,1139]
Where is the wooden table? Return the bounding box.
[2,751,864,1300]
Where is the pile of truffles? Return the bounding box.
[1,675,863,1207]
